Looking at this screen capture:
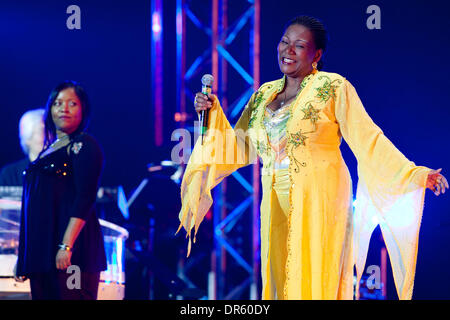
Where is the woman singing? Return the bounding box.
[14,81,107,300]
[177,16,448,300]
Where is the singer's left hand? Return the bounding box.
[426,168,449,196]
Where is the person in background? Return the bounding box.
[0,109,45,186]
[14,81,107,300]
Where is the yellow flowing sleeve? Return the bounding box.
[335,80,432,300]
[176,94,257,256]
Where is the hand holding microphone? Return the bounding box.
[194,74,214,144]
[193,92,213,113]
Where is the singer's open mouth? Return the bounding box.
[282,57,296,64]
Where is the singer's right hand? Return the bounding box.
[194,92,215,114]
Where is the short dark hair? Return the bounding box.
[284,15,328,70]
[43,80,91,149]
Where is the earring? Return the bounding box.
[312,62,318,71]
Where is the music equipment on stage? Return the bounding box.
[123,160,206,299]
[0,159,201,300]
[0,185,128,300]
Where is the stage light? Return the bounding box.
[174,112,188,122]
[176,9,182,36]
[152,12,162,35]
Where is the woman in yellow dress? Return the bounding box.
[177,15,448,300]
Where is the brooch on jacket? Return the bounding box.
[71,142,83,154]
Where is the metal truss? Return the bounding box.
[176,0,260,300]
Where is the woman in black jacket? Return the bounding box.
[15,80,106,300]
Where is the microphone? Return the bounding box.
[200,74,214,144]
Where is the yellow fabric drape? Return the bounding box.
[335,80,431,299]
[177,71,431,300]
[263,168,290,299]
[176,91,257,256]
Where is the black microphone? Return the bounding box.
[200,74,214,145]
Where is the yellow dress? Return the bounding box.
[262,103,291,298]
[177,69,431,300]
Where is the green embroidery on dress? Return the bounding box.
[287,74,343,172]
[254,90,265,107]
[253,84,275,165]
[289,130,308,147]
[257,140,266,155]
[300,73,315,90]
[277,77,285,92]
[315,76,342,103]
[301,102,321,129]
[256,139,273,169]
[284,73,317,172]
[288,129,312,172]
[249,87,271,129]
[255,74,343,173]
[248,108,258,129]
